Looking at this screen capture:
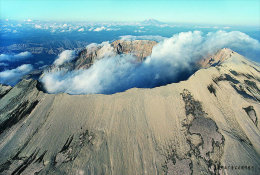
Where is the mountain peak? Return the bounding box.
[141,19,164,25]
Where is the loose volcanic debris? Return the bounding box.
[243,106,258,127]
[164,89,224,175]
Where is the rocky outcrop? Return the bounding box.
[47,41,237,76]
[74,45,99,69]
[0,84,12,99]
[198,48,236,68]
[0,50,260,175]
[50,40,158,71]
[111,40,157,61]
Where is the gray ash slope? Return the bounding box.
[0,47,260,174]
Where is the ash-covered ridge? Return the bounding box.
[0,47,260,174]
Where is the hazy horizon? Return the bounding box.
[2,19,260,28]
[1,0,260,26]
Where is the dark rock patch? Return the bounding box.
[59,135,74,153]
[224,74,240,84]
[36,80,47,93]
[116,43,123,54]
[54,130,94,166]
[229,70,239,76]
[243,73,255,80]
[163,89,225,175]
[211,61,221,67]
[0,160,12,174]
[230,84,256,101]
[213,73,259,102]
[213,74,240,85]
[207,84,216,96]
[243,106,258,127]
[244,80,260,93]
[250,65,260,73]
[35,150,47,163]
[229,70,255,80]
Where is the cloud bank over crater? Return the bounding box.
[0,64,33,85]
[41,31,260,95]
[53,50,76,66]
[0,51,32,62]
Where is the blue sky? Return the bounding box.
[1,0,260,26]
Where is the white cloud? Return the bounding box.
[93,26,106,32]
[53,50,76,66]
[85,43,98,49]
[120,35,166,42]
[15,52,32,58]
[39,65,48,70]
[0,51,32,62]
[40,31,260,95]
[35,24,42,29]
[78,28,84,32]
[106,28,120,31]
[134,30,145,33]
[96,42,116,59]
[0,63,8,67]
[0,64,33,85]
[35,61,44,65]
[201,30,260,54]
[159,24,169,27]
